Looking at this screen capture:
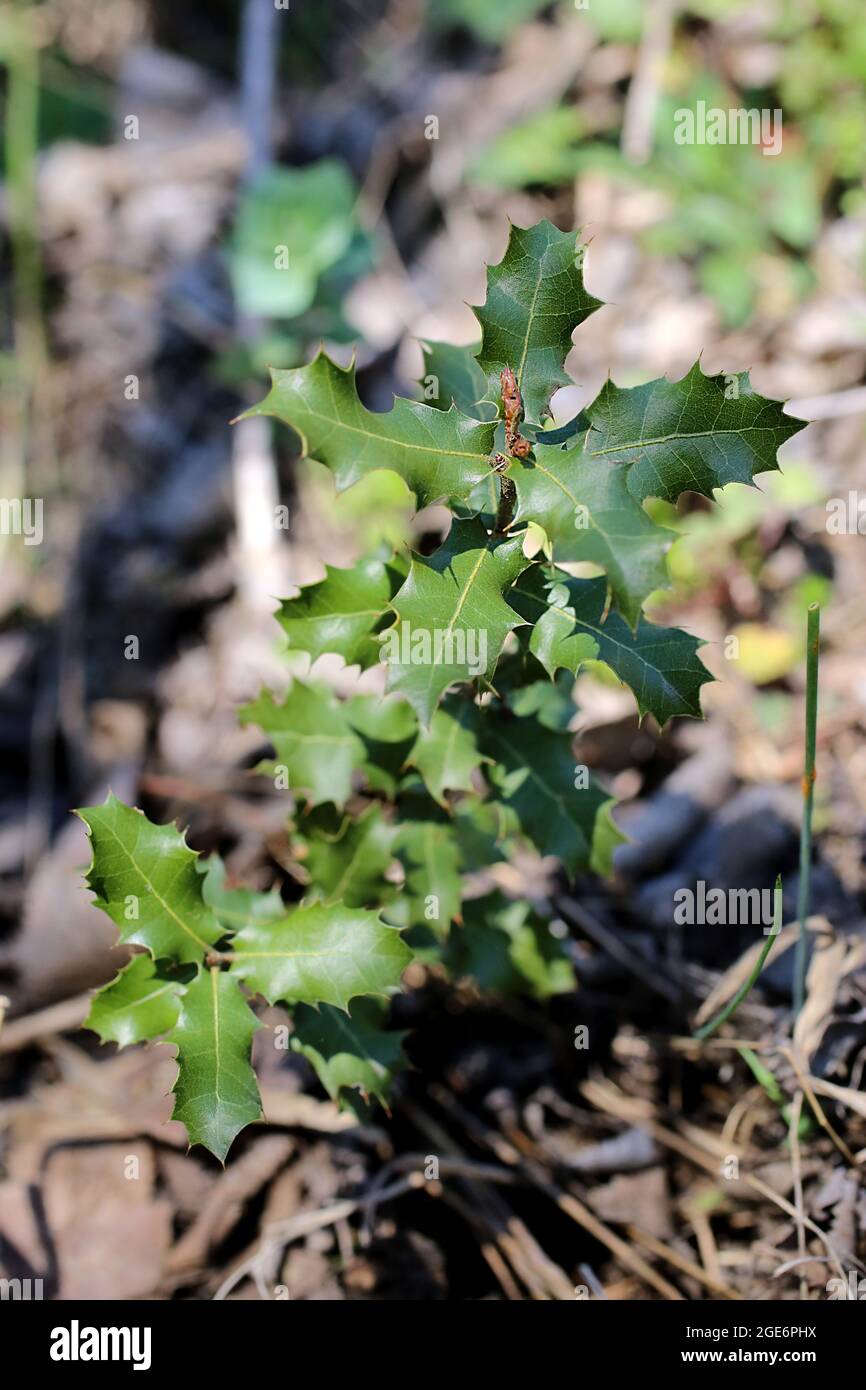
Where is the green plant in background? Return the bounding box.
[475,77,821,328]
[224,158,375,376]
[77,219,804,1159]
[455,0,866,328]
[429,0,553,44]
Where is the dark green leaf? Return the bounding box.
[344,693,418,797]
[168,968,262,1163]
[509,568,712,724]
[448,893,574,998]
[478,711,623,876]
[390,819,463,936]
[244,351,497,509]
[508,442,672,627]
[384,518,530,724]
[419,339,498,420]
[474,220,601,420]
[299,804,395,908]
[291,998,408,1108]
[78,795,224,964]
[585,363,807,503]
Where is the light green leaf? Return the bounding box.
[298,804,395,908]
[407,701,488,805]
[508,442,672,627]
[506,671,576,730]
[276,554,404,671]
[390,819,463,936]
[509,568,712,724]
[229,902,412,1010]
[470,105,585,190]
[431,0,551,43]
[244,351,496,509]
[384,518,530,724]
[585,363,807,503]
[168,968,262,1163]
[291,998,408,1109]
[478,712,623,876]
[78,794,224,964]
[229,160,359,319]
[85,955,184,1047]
[240,681,365,809]
[474,219,601,420]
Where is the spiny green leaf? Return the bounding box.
[199,856,284,931]
[276,554,405,670]
[585,363,807,503]
[291,997,408,1109]
[419,338,498,421]
[168,968,262,1163]
[390,819,463,936]
[297,803,395,908]
[407,701,488,806]
[344,693,418,797]
[229,902,412,1010]
[478,712,623,877]
[240,680,365,809]
[507,442,672,627]
[448,893,574,999]
[85,955,184,1047]
[78,795,224,964]
[509,568,712,724]
[243,351,497,509]
[474,219,601,421]
[383,518,530,724]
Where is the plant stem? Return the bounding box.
[494,474,517,532]
[694,875,782,1040]
[793,603,820,1016]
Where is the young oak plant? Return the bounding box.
[78,220,805,1159]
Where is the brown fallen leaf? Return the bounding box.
[587,1167,672,1239]
[44,1143,172,1300]
[794,932,866,1064]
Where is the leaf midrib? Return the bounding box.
[99,817,214,954]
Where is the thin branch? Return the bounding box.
[794,604,820,1015]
